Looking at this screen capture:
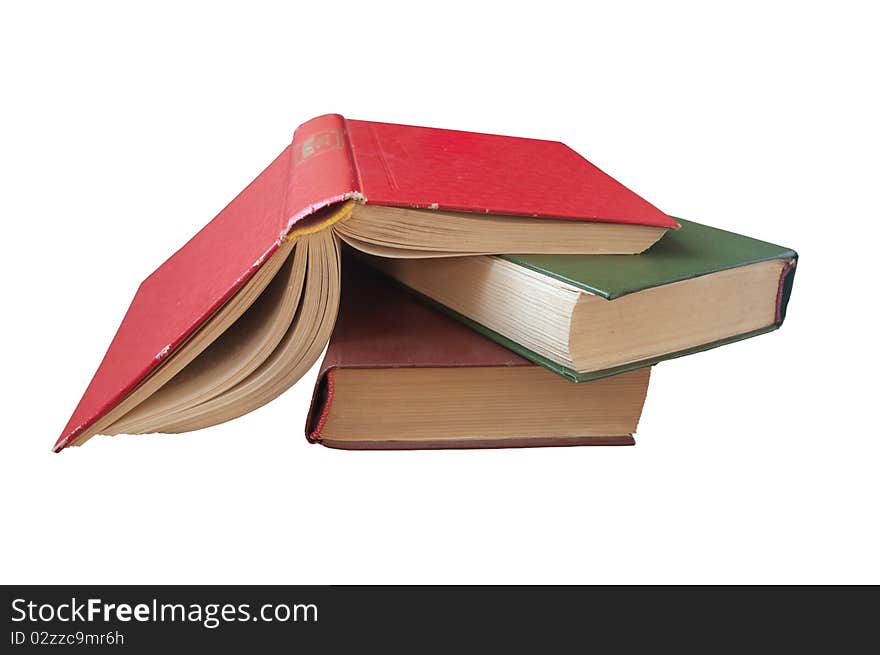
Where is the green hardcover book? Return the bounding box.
[364,219,797,382]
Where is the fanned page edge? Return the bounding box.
[53,216,346,453]
[54,116,360,451]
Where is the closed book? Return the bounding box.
[368,219,797,381]
[306,261,649,449]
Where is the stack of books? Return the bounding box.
[55,115,796,451]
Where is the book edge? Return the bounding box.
[316,435,635,450]
[500,219,798,300]
[399,282,790,383]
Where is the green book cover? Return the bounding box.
[428,219,798,382]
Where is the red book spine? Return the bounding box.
[282,114,362,233]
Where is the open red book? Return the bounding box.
[55,114,676,451]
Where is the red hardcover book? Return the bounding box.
[306,260,648,449]
[55,114,676,451]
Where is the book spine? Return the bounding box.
[305,368,335,443]
[282,114,363,236]
[775,256,797,324]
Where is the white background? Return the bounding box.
[1,1,877,584]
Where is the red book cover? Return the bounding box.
[55,114,675,451]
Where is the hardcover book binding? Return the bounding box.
[498,220,797,380]
[368,219,797,381]
[306,261,648,449]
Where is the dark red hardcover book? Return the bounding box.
[306,260,648,449]
[55,115,673,451]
